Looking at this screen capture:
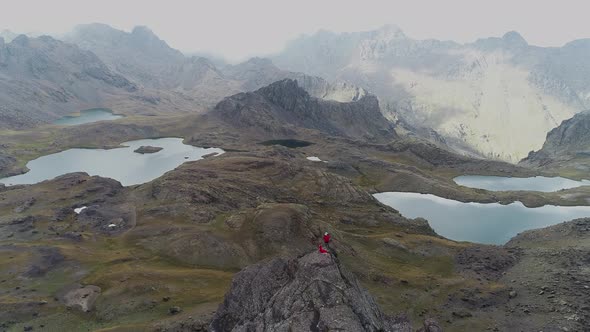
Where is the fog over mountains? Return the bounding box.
[273,25,590,162]
[0,23,366,129]
[2,23,590,163]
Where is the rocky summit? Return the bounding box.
[210,252,416,332]
[213,79,396,141]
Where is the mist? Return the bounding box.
[2,0,589,62]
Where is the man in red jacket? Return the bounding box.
[318,244,328,254]
[323,232,331,245]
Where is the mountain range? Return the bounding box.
[2,23,590,164]
[1,21,590,330]
[272,25,590,162]
[0,24,365,129]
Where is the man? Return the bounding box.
[318,244,328,254]
[323,232,331,245]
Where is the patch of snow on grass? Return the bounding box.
[74,206,87,214]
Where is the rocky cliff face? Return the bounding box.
[520,110,590,170]
[525,110,590,158]
[212,79,396,141]
[209,252,413,332]
[273,26,590,162]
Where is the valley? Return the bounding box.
[0,79,589,331]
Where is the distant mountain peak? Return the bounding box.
[243,57,274,66]
[0,29,18,43]
[375,24,406,39]
[502,31,528,46]
[131,26,158,39]
[255,79,311,108]
[74,22,116,31]
[11,34,30,45]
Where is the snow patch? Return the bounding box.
[74,206,87,214]
[306,156,322,162]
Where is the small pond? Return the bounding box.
[259,139,313,148]
[53,108,123,126]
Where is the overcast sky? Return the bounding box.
[1,0,589,61]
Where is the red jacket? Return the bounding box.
[318,245,328,254]
[323,234,331,244]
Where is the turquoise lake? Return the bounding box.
[454,175,590,192]
[53,108,123,125]
[374,192,590,244]
[0,138,223,187]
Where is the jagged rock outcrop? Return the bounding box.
[212,79,396,141]
[209,252,413,332]
[521,110,590,167]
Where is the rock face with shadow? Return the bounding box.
[212,79,396,142]
[521,110,590,173]
[209,251,419,332]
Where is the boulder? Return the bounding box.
[62,285,101,312]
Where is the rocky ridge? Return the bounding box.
[212,79,396,142]
[210,251,416,331]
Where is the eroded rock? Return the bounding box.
[209,251,412,332]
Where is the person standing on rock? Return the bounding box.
[318,244,329,254]
[323,232,331,246]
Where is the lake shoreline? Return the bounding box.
[0,138,223,187]
[374,191,590,245]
